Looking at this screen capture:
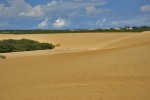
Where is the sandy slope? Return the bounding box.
[0,32,137,57]
[0,32,150,100]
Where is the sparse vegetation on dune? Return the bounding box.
[55,43,61,47]
[0,39,55,53]
[0,55,6,59]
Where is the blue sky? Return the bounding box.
[0,0,150,30]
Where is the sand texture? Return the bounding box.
[0,32,150,100]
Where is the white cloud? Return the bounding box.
[0,0,107,18]
[85,6,110,14]
[0,0,109,29]
[53,18,66,28]
[37,17,49,28]
[0,3,13,17]
[0,0,32,17]
[95,18,107,26]
[141,5,150,12]
[110,15,150,26]
[6,0,31,11]
[19,5,44,17]
[47,1,58,6]
[19,1,59,17]
[86,6,97,14]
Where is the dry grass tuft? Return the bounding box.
[0,55,6,59]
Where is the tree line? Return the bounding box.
[0,26,149,34]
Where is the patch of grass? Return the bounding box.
[0,55,6,59]
[0,39,55,53]
[55,43,61,47]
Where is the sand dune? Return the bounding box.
[0,32,138,58]
[0,32,150,100]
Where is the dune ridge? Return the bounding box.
[0,32,144,58]
[0,32,150,100]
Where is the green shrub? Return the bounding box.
[0,39,55,53]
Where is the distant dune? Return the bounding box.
[0,32,150,100]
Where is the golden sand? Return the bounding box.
[0,32,150,100]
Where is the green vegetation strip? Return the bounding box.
[0,39,55,53]
[0,26,149,34]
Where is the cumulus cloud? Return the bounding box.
[0,0,32,17]
[141,5,150,12]
[0,5,13,16]
[0,0,111,29]
[0,0,107,18]
[53,18,66,28]
[19,1,59,17]
[19,5,44,17]
[37,17,49,29]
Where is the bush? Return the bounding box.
[0,55,6,59]
[0,39,55,53]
